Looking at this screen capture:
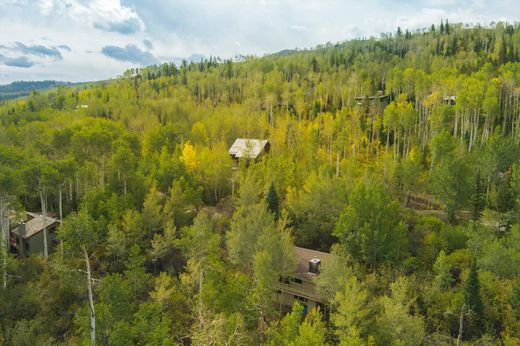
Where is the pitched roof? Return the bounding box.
[11,212,58,239]
[229,138,268,159]
[294,246,332,281]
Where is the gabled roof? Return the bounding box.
[294,246,332,281]
[229,138,268,159]
[11,212,58,239]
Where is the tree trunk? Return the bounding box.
[0,197,9,290]
[83,247,96,346]
[59,185,64,259]
[69,178,73,202]
[336,150,340,178]
[457,304,465,346]
[39,187,48,260]
[76,175,80,200]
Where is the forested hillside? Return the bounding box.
[0,81,75,101]
[1,21,520,345]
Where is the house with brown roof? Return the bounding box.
[10,212,59,257]
[276,246,331,314]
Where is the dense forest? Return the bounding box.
[0,81,76,101]
[1,21,520,345]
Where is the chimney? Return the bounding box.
[18,222,26,237]
[309,257,321,275]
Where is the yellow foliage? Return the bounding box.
[181,142,198,170]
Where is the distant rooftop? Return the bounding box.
[229,138,269,159]
[355,90,388,102]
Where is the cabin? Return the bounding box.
[228,138,270,166]
[355,90,389,105]
[10,212,59,258]
[276,247,331,314]
[443,95,456,105]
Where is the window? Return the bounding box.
[293,295,308,303]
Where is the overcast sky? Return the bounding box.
[0,0,518,84]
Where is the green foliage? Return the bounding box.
[332,276,372,344]
[430,154,472,222]
[287,172,347,250]
[266,304,329,346]
[464,260,485,338]
[334,182,408,267]
[376,276,425,346]
[266,182,280,220]
[512,280,520,320]
[433,250,454,290]
[58,210,101,253]
[2,21,520,345]
[316,244,354,303]
[227,200,275,270]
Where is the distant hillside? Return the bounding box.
[0,80,72,101]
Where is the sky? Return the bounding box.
[0,0,518,84]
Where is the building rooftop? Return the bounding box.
[229,138,269,159]
[354,90,388,102]
[11,212,58,239]
[294,246,332,281]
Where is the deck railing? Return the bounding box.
[276,282,325,303]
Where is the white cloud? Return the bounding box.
[37,0,145,34]
[290,25,306,31]
[0,0,519,84]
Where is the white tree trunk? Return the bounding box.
[59,185,64,259]
[84,247,96,346]
[39,187,48,260]
[0,197,9,290]
[457,303,465,346]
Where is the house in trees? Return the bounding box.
[228,138,270,166]
[443,95,457,105]
[10,212,59,258]
[355,90,389,106]
[276,247,331,314]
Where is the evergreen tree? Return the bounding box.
[266,182,280,221]
[471,171,484,220]
[464,260,485,338]
[440,20,444,34]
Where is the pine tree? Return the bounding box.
[471,171,484,220]
[445,19,450,34]
[464,260,484,338]
[440,20,444,34]
[267,182,280,221]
